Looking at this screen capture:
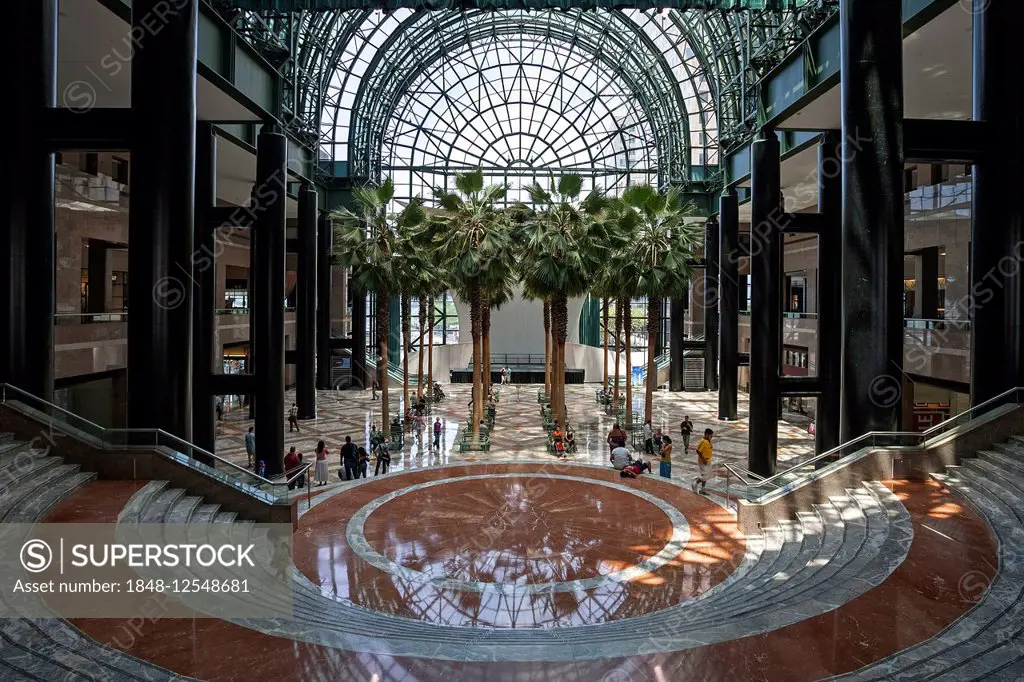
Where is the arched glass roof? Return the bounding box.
[313,9,722,195]
[233,7,822,194]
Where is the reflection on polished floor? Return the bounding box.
[295,466,745,628]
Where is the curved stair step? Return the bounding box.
[0,465,88,523]
[117,481,168,524]
[5,471,96,523]
[165,496,202,524]
[139,488,186,523]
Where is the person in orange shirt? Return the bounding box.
[692,428,714,495]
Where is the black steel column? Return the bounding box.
[253,128,287,475]
[3,0,57,399]
[971,0,1024,402]
[704,217,720,391]
[296,184,317,419]
[816,132,843,457]
[748,132,782,477]
[915,247,940,320]
[840,0,905,438]
[669,297,685,391]
[316,212,333,390]
[718,190,740,421]
[192,123,217,455]
[351,273,367,389]
[126,0,197,438]
[247,214,257,420]
[86,243,108,314]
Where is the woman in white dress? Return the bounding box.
[314,440,330,486]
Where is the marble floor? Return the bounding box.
[51,468,997,682]
[214,383,816,493]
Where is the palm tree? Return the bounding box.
[610,184,701,420]
[429,170,516,437]
[330,179,426,435]
[518,175,611,430]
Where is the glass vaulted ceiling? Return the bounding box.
[316,9,719,203]
[264,7,778,201]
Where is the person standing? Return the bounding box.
[314,440,329,487]
[679,415,694,453]
[692,429,714,495]
[374,441,391,476]
[433,417,442,450]
[288,404,300,432]
[215,400,224,422]
[500,366,507,385]
[659,436,673,478]
[340,435,358,481]
[642,418,654,456]
[357,446,370,478]
[244,427,255,468]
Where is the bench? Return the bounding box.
[459,436,491,452]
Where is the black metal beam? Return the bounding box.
[3,0,57,399]
[840,0,906,439]
[971,0,1024,403]
[782,213,825,234]
[718,190,739,420]
[316,212,334,389]
[778,376,822,396]
[192,122,218,456]
[904,118,987,163]
[41,108,132,149]
[738,352,750,367]
[295,184,318,419]
[126,0,197,441]
[351,272,367,390]
[252,128,288,476]
[703,216,720,391]
[816,131,843,460]
[748,131,783,478]
[209,373,258,395]
[669,297,685,391]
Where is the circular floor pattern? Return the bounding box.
[348,473,691,595]
[295,463,745,628]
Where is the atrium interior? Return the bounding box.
[3,0,1024,680]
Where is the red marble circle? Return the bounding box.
[294,464,747,627]
[360,476,675,585]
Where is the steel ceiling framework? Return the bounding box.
[216,2,839,195]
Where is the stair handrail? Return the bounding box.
[0,383,288,504]
[722,385,1024,500]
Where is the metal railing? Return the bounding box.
[55,312,127,325]
[0,383,296,505]
[722,386,1024,508]
[904,318,970,331]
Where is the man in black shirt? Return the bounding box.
[339,435,358,481]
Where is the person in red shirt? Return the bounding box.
[620,459,651,479]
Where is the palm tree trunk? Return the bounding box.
[377,291,390,436]
[470,286,483,437]
[401,293,411,421]
[417,300,426,393]
[553,292,568,429]
[427,295,435,389]
[543,299,551,397]
[483,303,491,397]
[645,295,660,421]
[602,297,609,389]
[624,297,633,429]
[614,297,623,405]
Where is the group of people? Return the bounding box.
[550,421,577,458]
[606,416,715,493]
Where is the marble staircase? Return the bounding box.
[5,433,1024,678]
[0,433,189,681]
[833,436,1024,681]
